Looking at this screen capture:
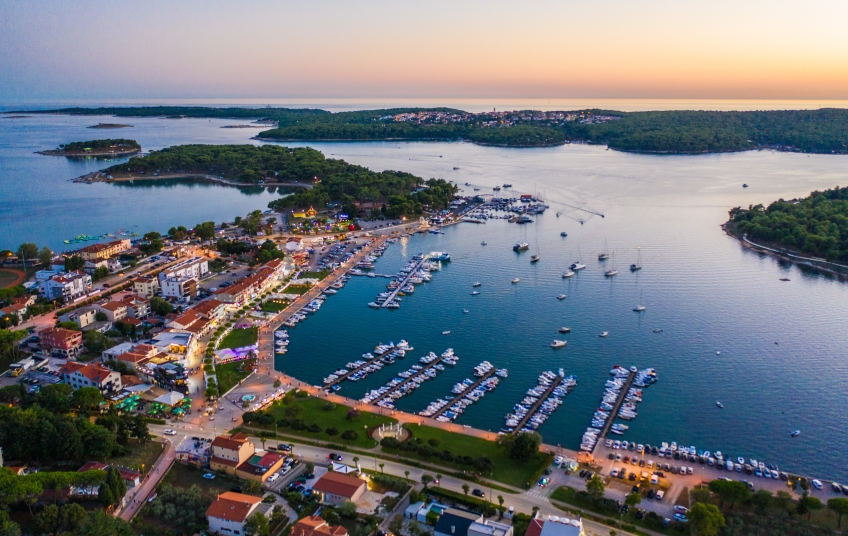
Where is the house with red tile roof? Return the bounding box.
[60,362,121,394]
[311,471,367,505]
[95,300,128,323]
[39,327,83,358]
[291,515,349,536]
[235,451,285,483]
[210,433,255,475]
[78,461,142,488]
[206,491,268,535]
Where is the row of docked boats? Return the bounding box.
[355,241,390,270]
[280,274,353,330]
[580,366,659,452]
[419,362,507,422]
[274,330,289,355]
[360,348,459,408]
[369,253,440,309]
[502,369,576,433]
[322,340,413,387]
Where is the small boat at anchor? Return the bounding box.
[716,401,724,408]
[442,331,451,335]
[562,271,575,278]
[512,278,520,284]
[557,294,567,300]
[550,340,567,348]
[530,255,540,263]
[558,327,571,333]
[633,305,646,312]
[599,331,609,338]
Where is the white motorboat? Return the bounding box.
[481,241,487,245]
[599,331,609,337]
[558,327,571,333]
[562,271,575,278]
[471,291,480,295]
[605,269,618,277]
[550,340,567,348]
[791,430,801,437]
[442,331,451,335]
[570,262,586,271]
[633,305,646,312]
[472,282,481,287]
[557,294,567,300]
[716,401,724,408]
[512,278,520,283]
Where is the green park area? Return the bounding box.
[260,300,289,313]
[242,391,394,449]
[283,283,311,295]
[215,361,254,395]
[218,327,258,350]
[300,270,331,280]
[381,425,551,489]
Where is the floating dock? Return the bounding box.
[598,370,636,440]
[380,256,427,308]
[374,356,445,403]
[511,375,564,434]
[324,350,396,389]
[427,368,497,420]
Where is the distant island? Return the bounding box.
[92,144,457,218]
[13,105,848,153]
[37,138,141,157]
[726,186,848,272]
[88,122,133,129]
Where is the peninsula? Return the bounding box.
[726,185,848,273]
[36,138,141,157]
[14,105,848,153]
[93,144,458,218]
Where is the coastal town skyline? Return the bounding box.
[2,0,848,102]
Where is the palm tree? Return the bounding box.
[462,484,470,497]
[352,456,360,467]
[498,495,504,509]
[404,471,410,481]
[379,463,385,473]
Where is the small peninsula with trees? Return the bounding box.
[37,138,140,157]
[15,105,848,153]
[727,186,848,264]
[97,144,458,218]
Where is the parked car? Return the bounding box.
[202,473,216,480]
[472,489,485,497]
[655,490,665,501]
[164,429,176,435]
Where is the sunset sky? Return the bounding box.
[2,0,847,102]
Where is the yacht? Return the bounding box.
[513,242,529,252]
[790,430,801,437]
[599,331,609,338]
[743,183,749,188]
[518,215,533,224]
[599,239,610,260]
[530,255,540,263]
[493,186,501,191]
[630,247,642,271]
[512,278,520,283]
[471,291,480,295]
[716,401,724,408]
[604,268,618,277]
[481,241,487,246]
[442,331,451,335]
[472,282,482,287]
[562,271,575,278]
[558,327,571,333]
[557,294,567,300]
[560,231,568,237]
[551,340,567,348]
[633,305,646,312]
[570,262,586,271]
[503,183,512,188]
[463,309,469,314]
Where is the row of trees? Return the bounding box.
[729,185,848,262]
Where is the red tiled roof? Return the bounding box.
[60,362,115,383]
[211,456,239,468]
[41,327,82,342]
[212,433,251,452]
[312,472,365,498]
[525,519,545,536]
[78,461,108,472]
[205,491,262,523]
[192,299,224,316]
[99,301,126,311]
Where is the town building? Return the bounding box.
[434,508,484,536]
[118,294,150,318]
[191,298,227,323]
[234,451,285,483]
[83,257,122,275]
[94,301,128,323]
[38,271,92,301]
[58,306,98,329]
[524,516,584,536]
[77,239,131,261]
[0,302,28,322]
[39,327,83,358]
[158,256,209,300]
[213,260,284,308]
[291,515,349,536]
[206,491,269,536]
[78,461,142,488]
[311,472,367,506]
[59,362,122,394]
[133,275,160,298]
[210,433,255,475]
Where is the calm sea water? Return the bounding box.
[2,110,847,482]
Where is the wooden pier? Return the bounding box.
[374,356,445,404]
[323,348,398,389]
[427,368,498,420]
[598,370,636,440]
[380,256,427,308]
[511,375,564,434]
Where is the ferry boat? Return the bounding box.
[551,340,567,348]
[513,243,529,252]
[562,271,575,278]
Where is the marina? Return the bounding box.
[360,348,458,408]
[503,369,577,434]
[321,340,412,389]
[418,361,507,422]
[369,253,443,309]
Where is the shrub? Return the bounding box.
[291,419,306,431]
[346,409,360,420]
[307,424,322,433]
[428,438,440,447]
[341,430,358,441]
[381,437,400,449]
[277,418,291,428]
[326,427,339,436]
[440,450,454,462]
[417,445,435,458]
[323,402,335,411]
[295,390,309,398]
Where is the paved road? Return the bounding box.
[119,439,175,521]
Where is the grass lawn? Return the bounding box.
[255,392,395,448]
[381,425,551,489]
[300,270,331,280]
[218,327,258,349]
[260,300,289,313]
[216,361,253,394]
[106,440,165,474]
[284,283,311,295]
[160,462,261,496]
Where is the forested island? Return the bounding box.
[99,144,458,218]
[15,105,848,153]
[37,138,140,157]
[727,186,848,263]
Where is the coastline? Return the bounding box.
[723,222,848,280]
[72,170,313,189]
[254,135,567,149]
[37,148,140,157]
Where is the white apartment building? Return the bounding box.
[39,271,92,301]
